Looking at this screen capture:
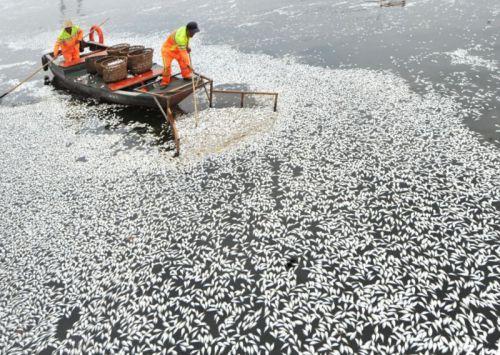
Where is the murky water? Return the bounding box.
[0,0,499,354]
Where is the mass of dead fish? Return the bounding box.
[0,25,499,355]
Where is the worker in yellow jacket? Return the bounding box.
[53,20,84,64]
[161,22,200,86]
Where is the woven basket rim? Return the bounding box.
[85,55,107,62]
[128,50,145,57]
[129,48,153,56]
[108,43,130,49]
[96,56,113,63]
[100,58,127,68]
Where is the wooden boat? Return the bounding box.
[41,41,213,109]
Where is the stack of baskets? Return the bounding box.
[85,43,154,83]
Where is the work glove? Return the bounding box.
[79,41,86,52]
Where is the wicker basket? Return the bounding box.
[95,56,112,76]
[128,48,154,75]
[127,50,143,69]
[107,43,130,56]
[85,55,107,74]
[102,58,128,83]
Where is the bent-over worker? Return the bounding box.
[161,22,200,86]
[53,20,84,64]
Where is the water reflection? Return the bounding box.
[77,0,83,15]
[379,0,406,7]
[59,0,66,20]
[59,0,84,21]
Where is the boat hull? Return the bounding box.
[46,55,193,109]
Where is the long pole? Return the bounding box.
[0,17,110,100]
[0,60,56,99]
[151,96,180,156]
[189,53,200,128]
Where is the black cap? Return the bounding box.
[187,21,200,34]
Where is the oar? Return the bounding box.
[0,17,110,100]
[188,53,200,128]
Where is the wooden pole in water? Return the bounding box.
[209,80,214,108]
[167,106,180,157]
[189,53,200,128]
[0,18,110,101]
[152,96,180,157]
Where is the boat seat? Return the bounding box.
[108,68,164,91]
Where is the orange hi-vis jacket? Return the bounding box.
[161,26,192,84]
[53,26,84,59]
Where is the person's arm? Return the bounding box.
[53,40,61,57]
[77,28,85,51]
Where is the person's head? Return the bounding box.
[64,20,73,33]
[186,22,200,38]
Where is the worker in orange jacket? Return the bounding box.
[161,22,200,86]
[53,20,84,64]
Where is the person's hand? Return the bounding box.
[187,47,192,53]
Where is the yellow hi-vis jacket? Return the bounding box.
[167,26,190,51]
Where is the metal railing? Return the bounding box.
[131,73,278,157]
[210,89,279,112]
